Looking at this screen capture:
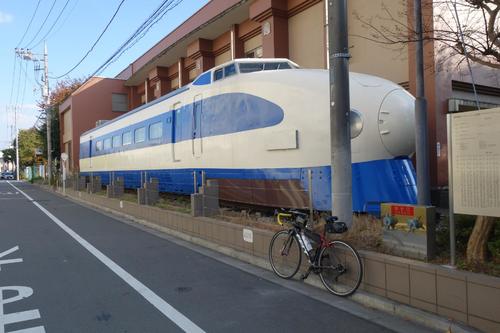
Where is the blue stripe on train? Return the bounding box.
[80,92,284,159]
[81,158,417,214]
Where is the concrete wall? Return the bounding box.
[348,0,409,84]
[60,187,500,333]
[288,1,326,69]
[215,50,232,66]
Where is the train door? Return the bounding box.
[172,102,181,162]
[192,94,203,158]
[89,137,93,168]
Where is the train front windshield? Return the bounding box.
[238,62,294,74]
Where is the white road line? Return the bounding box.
[8,182,205,333]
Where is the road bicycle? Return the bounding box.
[269,209,363,297]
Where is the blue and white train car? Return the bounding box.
[80,58,417,213]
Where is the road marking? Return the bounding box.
[0,286,46,333]
[0,246,23,271]
[8,182,205,333]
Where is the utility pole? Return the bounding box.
[414,0,431,205]
[14,106,19,181]
[15,43,51,184]
[329,0,352,225]
[43,42,52,185]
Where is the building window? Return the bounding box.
[112,135,121,147]
[112,93,128,112]
[149,122,163,140]
[103,138,112,150]
[135,127,146,143]
[122,131,132,145]
[246,46,262,58]
[96,140,103,152]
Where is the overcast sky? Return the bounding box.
[0,0,209,150]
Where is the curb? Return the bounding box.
[42,185,478,333]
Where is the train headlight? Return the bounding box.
[350,109,363,139]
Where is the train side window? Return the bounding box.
[122,131,132,145]
[96,140,103,152]
[224,64,236,77]
[149,121,163,140]
[112,135,121,147]
[214,68,223,81]
[103,138,112,150]
[135,127,146,143]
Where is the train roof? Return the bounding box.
[191,58,300,87]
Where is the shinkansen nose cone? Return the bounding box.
[378,89,416,157]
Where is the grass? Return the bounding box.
[154,193,191,214]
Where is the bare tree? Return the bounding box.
[353,0,500,69]
[354,0,500,266]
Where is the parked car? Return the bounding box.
[3,172,14,180]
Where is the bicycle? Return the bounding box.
[269,209,363,297]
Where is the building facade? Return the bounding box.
[59,77,128,171]
[60,0,500,204]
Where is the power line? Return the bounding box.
[16,0,42,48]
[31,0,72,49]
[91,0,182,77]
[9,53,18,106]
[25,0,58,48]
[51,0,126,79]
[14,56,24,114]
[19,62,30,112]
[112,0,182,64]
[45,0,80,41]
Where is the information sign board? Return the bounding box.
[450,108,500,217]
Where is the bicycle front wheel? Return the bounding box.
[269,230,302,279]
[318,240,363,296]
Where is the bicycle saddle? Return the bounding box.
[325,216,338,223]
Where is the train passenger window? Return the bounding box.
[135,127,146,143]
[96,141,103,152]
[214,69,223,81]
[112,135,121,147]
[103,138,112,150]
[149,122,163,140]
[224,64,236,77]
[122,131,132,145]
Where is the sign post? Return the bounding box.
[61,153,68,196]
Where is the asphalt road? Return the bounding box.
[0,181,433,333]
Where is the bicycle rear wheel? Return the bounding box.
[269,230,302,279]
[318,240,363,296]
